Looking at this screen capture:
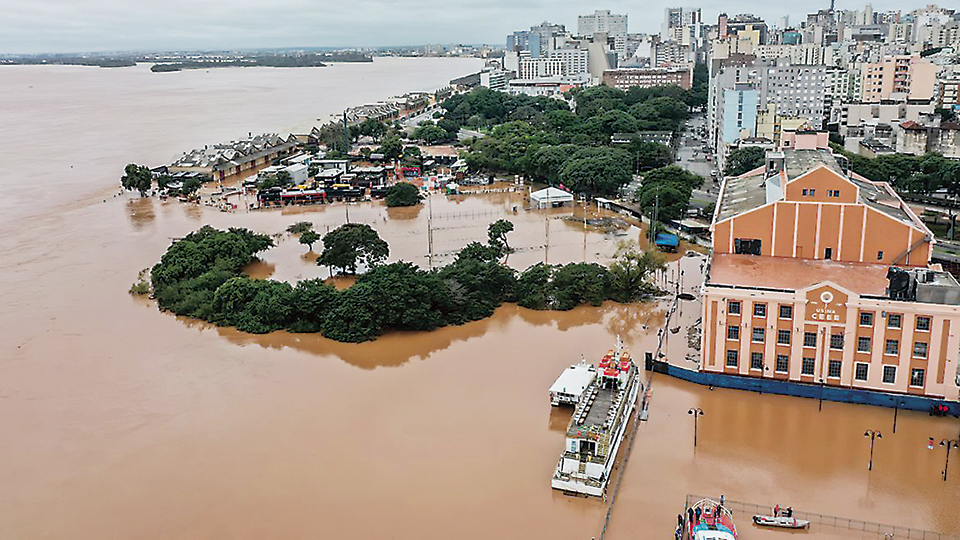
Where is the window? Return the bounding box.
[857,336,871,353]
[734,238,762,255]
[860,312,873,326]
[877,251,884,261]
[827,360,842,378]
[779,305,793,319]
[802,357,816,375]
[882,365,897,384]
[887,313,901,329]
[753,303,767,317]
[910,368,925,387]
[728,300,741,315]
[727,325,740,340]
[777,330,792,345]
[828,189,841,197]
[804,332,817,348]
[885,339,899,355]
[802,188,808,196]
[830,333,844,350]
[913,341,928,358]
[750,352,764,370]
[726,349,739,367]
[916,316,931,331]
[808,188,816,196]
[775,355,789,373]
[855,363,869,381]
[752,327,766,343]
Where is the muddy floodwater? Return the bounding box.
[1,63,958,539]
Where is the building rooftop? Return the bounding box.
[709,253,891,295]
[715,148,926,232]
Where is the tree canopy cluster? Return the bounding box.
[635,166,705,222]
[148,223,665,343]
[724,146,767,177]
[442,84,697,196]
[385,182,422,207]
[121,164,153,195]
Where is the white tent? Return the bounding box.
[530,187,574,209]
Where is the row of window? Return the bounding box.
[724,350,927,386]
[727,326,931,358]
[728,301,933,332]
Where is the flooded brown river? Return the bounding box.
[1,62,958,539]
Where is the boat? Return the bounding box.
[678,498,737,540]
[752,515,810,529]
[549,358,597,406]
[551,338,642,497]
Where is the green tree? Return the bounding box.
[724,146,766,176]
[181,177,202,195]
[286,221,313,234]
[360,118,387,141]
[629,140,673,170]
[121,163,152,195]
[608,241,665,302]
[637,184,689,222]
[377,135,404,161]
[318,223,389,274]
[385,182,422,207]
[299,230,320,251]
[288,278,338,333]
[515,263,555,309]
[552,263,612,309]
[487,219,515,254]
[559,149,633,195]
[415,124,449,144]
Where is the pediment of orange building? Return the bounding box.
[800,281,856,324]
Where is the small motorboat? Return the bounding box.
[752,515,810,529]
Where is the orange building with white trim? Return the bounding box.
[701,132,960,402]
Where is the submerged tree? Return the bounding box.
[487,219,515,255]
[299,230,320,252]
[121,163,153,196]
[385,182,422,207]
[317,223,389,274]
[608,241,666,302]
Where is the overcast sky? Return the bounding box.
[1,0,913,54]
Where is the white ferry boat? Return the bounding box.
[551,341,642,497]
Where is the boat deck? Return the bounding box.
[582,388,615,428]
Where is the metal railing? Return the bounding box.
[685,494,959,540]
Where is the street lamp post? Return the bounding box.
[864,430,882,471]
[933,438,960,481]
[688,407,704,448]
[892,397,904,434]
[818,378,825,412]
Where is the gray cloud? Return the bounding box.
[0,0,913,54]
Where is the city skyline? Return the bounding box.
[1,0,922,54]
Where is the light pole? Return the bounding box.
[892,397,904,434]
[818,378,825,412]
[932,438,960,481]
[688,407,704,448]
[864,430,882,471]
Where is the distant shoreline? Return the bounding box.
[1,52,373,70]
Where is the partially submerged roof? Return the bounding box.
[709,253,890,295]
[531,187,575,201]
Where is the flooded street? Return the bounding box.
[0,63,958,539]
